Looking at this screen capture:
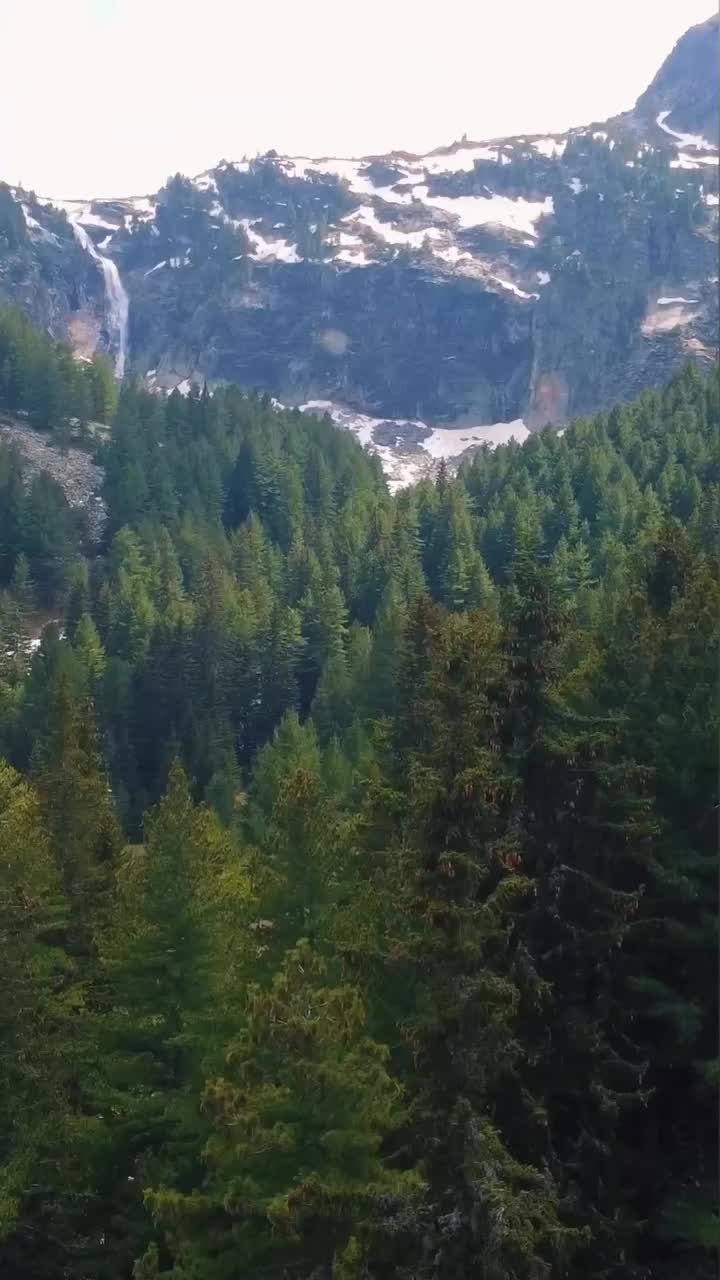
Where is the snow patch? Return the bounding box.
[670,153,717,170]
[412,188,553,236]
[531,137,566,158]
[285,156,414,205]
[642,301,701,335]
[346,205,444,250]
[123,197,155,224]
[432,244,467,265]
[296,400,530,490]
[287,145,503,192]
[656,110,716,153]
[240,218,301,262]
[48,198,90,220]
[431,245,482,275]
[336,247,372,265]
[669,155,700,171]
[421,420,529,458]
[289,156,376,196]
[20,205,58,243]
[77,211,120,232]
[194,172,218,193]
[299,400,430,490]
[421,144,500,173]
[300,400,382,449]
[490,276,539,300]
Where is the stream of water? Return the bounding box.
[71,221,129,378]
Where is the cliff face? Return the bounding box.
[118,113,718,433]
[131,259,534,424]
[634,14,719,144]
[0,16,716,482]
[0,189,106,352]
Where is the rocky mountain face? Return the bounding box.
[0,16,716,483]
[0,189,108,355]
[634,14,719,144]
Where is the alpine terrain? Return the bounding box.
[0,14,717,484]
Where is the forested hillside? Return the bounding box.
[0,312,717,1279]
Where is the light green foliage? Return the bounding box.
[73,612,106,685]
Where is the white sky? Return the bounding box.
[4,0,711,198]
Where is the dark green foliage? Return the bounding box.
[0,439,81,603]
[0,332,715,1280]
[0,304,116,428]
[463,362,720,586]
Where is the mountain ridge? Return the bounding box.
[0,14,717,485]
[633,13,719,143]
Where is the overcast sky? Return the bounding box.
[4,0,711,197]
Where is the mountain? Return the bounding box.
[0,15,716,484]
[634,14,719,144]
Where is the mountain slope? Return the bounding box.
[0,15,717,485]
[634,14,719,144]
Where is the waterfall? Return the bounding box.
[71,221,129,378]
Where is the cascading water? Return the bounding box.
[71,221,129,378]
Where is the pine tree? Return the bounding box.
[298,559,348,707]
[364,600,575,1279]
[253,602,304,749]
[145,941,418,1279]
[0,762,71,1241]
[10,551,35,612]
[86,354,119,423]
[96,762,254,1277]
[33,672,120,938]
[595,531,719,1278]
[364,579,408,720]
[73,612,106,687]
[499,551,665,1277]
[311,649,351,741]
